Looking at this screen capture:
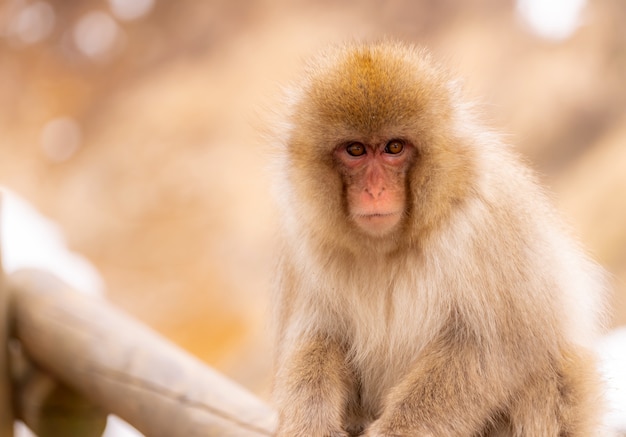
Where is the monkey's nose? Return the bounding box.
[366,186,385,199]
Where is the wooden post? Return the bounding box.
[8,269,277,437]
[11,339,108,437]
[0,193,15,437]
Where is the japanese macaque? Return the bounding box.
[270,41,607,436]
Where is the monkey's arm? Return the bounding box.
[365,318,517,437]
[274,333,354,437]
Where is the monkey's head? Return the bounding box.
[281,41,475,252]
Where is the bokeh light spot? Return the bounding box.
[9,1,55,45]
[40,116,82,163]
[108,0,155,22]
[516,0,587,41]
[73,11,120,60]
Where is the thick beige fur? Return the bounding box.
[271,40,607,437]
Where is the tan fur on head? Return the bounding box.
[271,40,607,437]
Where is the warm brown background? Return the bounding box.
[1,0,625,398]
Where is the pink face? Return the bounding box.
[335,139,414,237]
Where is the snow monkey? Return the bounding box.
[270,40,606,436]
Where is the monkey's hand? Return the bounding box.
[276,428,349,437]
[361,325,512,436]
[361,421,433,437]
[274,333,354,437]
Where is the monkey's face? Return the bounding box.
[284,41,475,249]
[334,138,415,237]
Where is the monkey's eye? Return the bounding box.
[346,142,366,157]
[384,140,404,155]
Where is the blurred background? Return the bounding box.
[0,0,624,400]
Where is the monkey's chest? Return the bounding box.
[344,282,437,415]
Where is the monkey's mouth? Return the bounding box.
[362,213,395,217]
[356,212,401,220]
[353,212,402,235]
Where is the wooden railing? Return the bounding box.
[0,198,277,437]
